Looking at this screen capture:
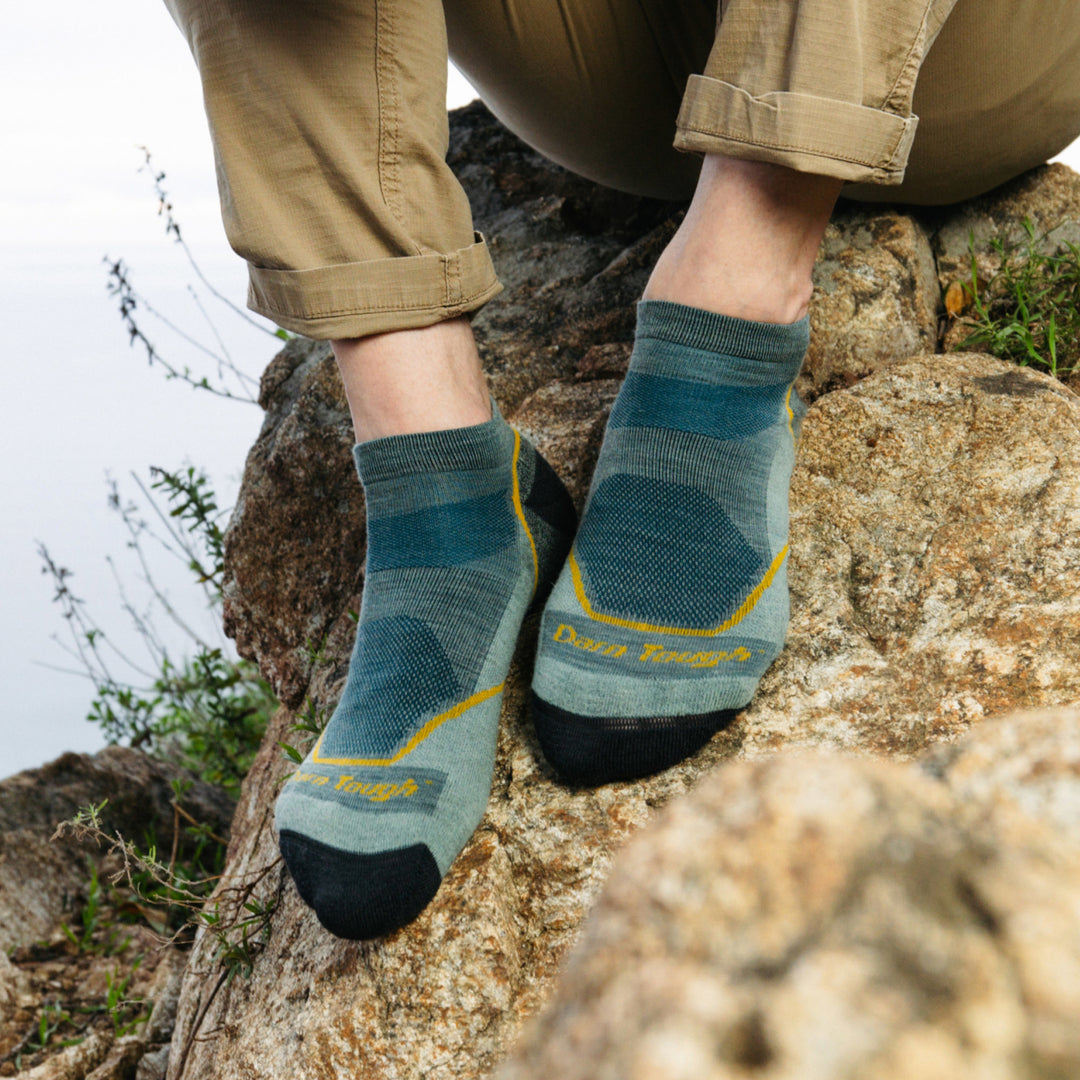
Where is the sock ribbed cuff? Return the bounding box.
[635,299,809,371]
[352,403,508,487]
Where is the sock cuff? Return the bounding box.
[353,403,511,486]
[635,300,810,369]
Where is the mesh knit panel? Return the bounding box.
[608,370,791,439]
[574,473,765,627]
[321,615,461,758]
[366,491,516,570]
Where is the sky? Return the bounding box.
[2,1,1079,781]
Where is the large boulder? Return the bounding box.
[171,104,1080,1080]
[498,709,1080,1080]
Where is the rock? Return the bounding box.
[746,351,1080,760]
[803,209,939,402]
[921,705,1080,844]
[499,709,1080,1080]
[174,104,1080,1080]
[0,952,35,1059]
[170,358,1080,1080]
[135,1048,170,1080]
[0,747,235,952]
[143,950,188,1047]
[84,1037,144,1080]
[221,337,357,709]
[19,1032,113,1080]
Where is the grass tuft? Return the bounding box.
[949,216,1080,378]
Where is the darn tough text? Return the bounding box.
[552,623,751,666]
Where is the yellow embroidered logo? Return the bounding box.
[552,623,752,666]
[638,642,752,667]
[289,771,424,802]
[551,623,627,657]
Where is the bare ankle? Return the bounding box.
[643,155,842,325]
[333,318,491,442]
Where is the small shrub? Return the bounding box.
[950,216,1080,377]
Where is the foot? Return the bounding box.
[530,300,808,783]
[275,406,576,938]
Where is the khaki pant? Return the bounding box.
[165,0,1080,339]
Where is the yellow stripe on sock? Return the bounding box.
[569,544,788,638]
[511,427,539,595]
[311,682,505,766]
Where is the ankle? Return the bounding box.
[644,244,814,324]
[643,155,841,325]
[333,317,491,442]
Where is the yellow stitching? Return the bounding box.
[786,385,795,442]
[569,545,788,637]
[511,428,539,595]
[312,682,505,766]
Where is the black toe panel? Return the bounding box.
[532,692,737,785]
[278,830,441,940]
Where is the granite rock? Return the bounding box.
[499,709,1080,1080]
[803,208,939,402]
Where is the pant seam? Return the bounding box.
[375,0,421,256]
[880,0,939,115]
[676,124,905,172]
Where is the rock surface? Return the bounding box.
[0,746,234,952]
[499,709,1080,1080]
[171,105,1080,1080]
[0,749,232,1078]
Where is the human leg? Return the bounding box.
[164,0,576,937]
[524,0,977,781]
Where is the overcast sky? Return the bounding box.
[2,1,1078,780]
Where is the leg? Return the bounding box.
[643,156,842,324]
[846,0,1080,205]
[527,0,980,782]
[164,0,577,937]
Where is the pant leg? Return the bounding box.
[457,0,1080,205]
[674,0,959,185]
[845,0,1080,204]
[445,0,715,200]
[163,0,499,339]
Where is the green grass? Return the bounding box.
[952,216,1080,378]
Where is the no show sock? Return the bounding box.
[531,300,808,783]
[275,407,575,938]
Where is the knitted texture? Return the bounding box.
[276,407,575,938]
[532,300,808,782]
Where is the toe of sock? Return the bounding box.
[532,692,737,785]
[278,830,441,940]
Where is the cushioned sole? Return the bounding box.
[531,692,737,785]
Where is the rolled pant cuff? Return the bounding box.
[674,74,918,185]
[246,233,503,340]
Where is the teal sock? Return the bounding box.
[275,405,575,938]
[531,300,808,783]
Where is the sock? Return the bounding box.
[531,300,808,784]
[275,405,575,939]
